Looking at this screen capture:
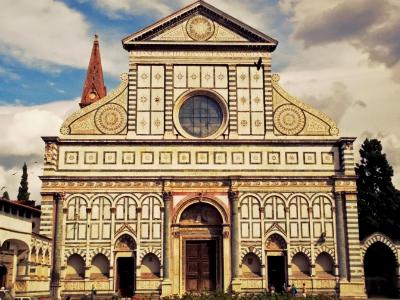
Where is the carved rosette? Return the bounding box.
[94,103,127,134]
[186,15,215,41]
[274,104,306,135]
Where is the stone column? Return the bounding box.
[335,192,348,281]
[229,190,241,292]
[50,193,64,300]
[161,191,172,296]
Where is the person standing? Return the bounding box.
[302,283,306,297]
[291,284,297,297]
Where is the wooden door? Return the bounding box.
[186,240,216,292]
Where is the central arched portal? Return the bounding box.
[114,234,136,297]
[177,201,225,293]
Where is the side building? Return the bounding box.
[0,199,51,298]
[39,1,367,298]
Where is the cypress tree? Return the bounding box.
[2,191,10,200]
[356,138,400,240]
[17,162,30,201]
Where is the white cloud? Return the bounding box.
[93,0,175,18]
[0,99,78,201]
[277,0,400,188]
[0,0,126,76]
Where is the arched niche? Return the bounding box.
[242,253,261,277]
[291,253,310,277]
[266,233,287,252]
[66,254,85,280]
[315,252,334,278]
[90,253,110,279]
[140,253,161,279]
[115,234,136,251]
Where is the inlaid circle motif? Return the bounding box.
[186,15,215,41]
[95,103,127,134]
[274,104,306,135]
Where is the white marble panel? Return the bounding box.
[237,66,249,88]
[91,223,99,239]
[251,112,264,135]
[141,223,149,239]
[151,112,164,135]
[153,223,161,239]
[290,222,298,238]
[138,65,151,87]
[237,89,250,111]
[137,89,151,111]
[187,66,200,87]
[250,66,263,88]
[102,223,111,239]
[66,224,74,239]
[151,65,164,88]
[201,66,214,88]
[250,89,264,112]
[136,111,151,135]
[237,112,251,135]
[325,222,333,237]
[174,66,187,88]
[214,66,228,88]
[151,89,164,111]
[301,222,310,238]
[241,222,250,238]
[252,222,261,238]
[314,222,322,237]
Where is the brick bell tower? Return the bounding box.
[80,34,107,108]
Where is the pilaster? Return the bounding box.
[161,191,173,296]
[50,193,64,300]
[229,189,241,292]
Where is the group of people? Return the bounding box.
[269,283,307,297]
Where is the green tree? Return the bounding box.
[17,162,30,201]
[2,191,10,200]
[356,138,400,240]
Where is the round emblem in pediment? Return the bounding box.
[95,103,127,134]
[186,15,215,41]
[274,104,306,135]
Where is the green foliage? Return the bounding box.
[161,292,334,300]
[356,138,400,240]
[2,191,10,200]
[17,162,30,201]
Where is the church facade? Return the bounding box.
[40,1,366,298]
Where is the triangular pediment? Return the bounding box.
[122,1,278,50]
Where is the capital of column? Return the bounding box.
[228,190,239,203]
[162,191,173,202]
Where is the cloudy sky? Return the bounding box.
[0,0,400,201]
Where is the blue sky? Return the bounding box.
[0,0,400,200]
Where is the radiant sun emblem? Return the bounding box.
[186,15,215,41]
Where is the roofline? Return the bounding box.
[122,0,278,50]
[0,198,41,214]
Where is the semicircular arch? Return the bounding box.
[173,196,229,224]
[361,232,398,263]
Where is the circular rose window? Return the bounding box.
[178,95,224,138]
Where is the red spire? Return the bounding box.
[80,34,107,108]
